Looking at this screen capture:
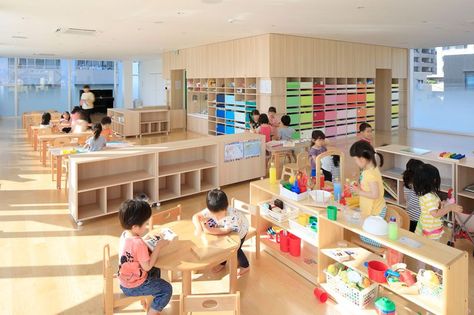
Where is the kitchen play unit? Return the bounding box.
[250,179,468,315]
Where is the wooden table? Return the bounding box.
[151,220,240,312]
[266,140,310,178]
[38,132,91,166]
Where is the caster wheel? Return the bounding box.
[447,241,454,247]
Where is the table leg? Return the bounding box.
[56,155,62,190]
[274,152,283,179]
[33,131,38,151]
[180,270,192,315]
[229,250,238,293]
[42,141,47,166]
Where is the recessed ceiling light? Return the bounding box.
[356,6,365,9]
[177,11,184,15]
[421,20,428,24]
[11,35,27,39]
[271,24,276,27]
[227,18,236,23]
[154,21,164,24]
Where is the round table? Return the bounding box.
[150,220,240,298]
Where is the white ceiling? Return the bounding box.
[1,0,474,59]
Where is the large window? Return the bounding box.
[410,45,474,134]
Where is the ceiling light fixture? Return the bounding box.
[154,21,164,24]
[177,11,184,15]
[356,6,365,9]
[55,27,97,35]
[11,35,27,39]
[421,20,428,24]
[227,18,236,23]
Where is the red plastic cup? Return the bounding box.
[288,234,301,257]
[279,231,289,252]
[313,287,328,303]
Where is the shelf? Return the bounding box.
[381,168,404,180]
[321,242,442,315]
[457,190,474,199]
[261,237,318,284]
[159,160,216,176]
[77,204,105,220]
[158,174,180,202]
[180,170,200,196]
[78,171,154,192]
[260,213,290,230]
[107,198,124,214]
[77,188,106,220]
[200,168,217,191]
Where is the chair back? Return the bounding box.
[38,128,52,136]
[180,292,240,315]
[103,244,114,298]
[231,198,259,225]
[296,152,310,172]
[149,204,182,229]
[385,204,410,230]
[313,147,345,185]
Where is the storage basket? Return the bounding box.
[417,270,443,298]
[324,270,378,309]
[288,218,318,241]
[259,200,298,223]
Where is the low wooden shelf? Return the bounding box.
[107,107,170,137]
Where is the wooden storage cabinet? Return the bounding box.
[158,174,181,201]
[107,183,133,213]
[108,107,170,137]
[77,189,106,221]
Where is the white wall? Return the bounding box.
[139,57,166,106]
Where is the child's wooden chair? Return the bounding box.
[149,205,182,282]
[231,198,260,259]
[179,292,240,315]
[103,244,152,315]
[280,151,311,181]
[313,147,345,187]
[50,137,72,181]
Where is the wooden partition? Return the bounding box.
[107,107,170,137]
[68,133,266,223]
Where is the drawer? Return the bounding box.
[392,118,399,126]
[225,111,235,120]
[286,82,300,89]
[325,126,337,136]
[357,94,366,102]
[313,95,325,104]
[325,110,337,121]
[300,129,313,139]
[325,95,337,104]
[391,92,399,100]
[313,121,324,128]
[336,110,347,120]
[347,123,357,133]
[357,108,367,117]
[286,90,300,96]
[336,94,347,103]
[225,95,235,104]
[225,125,235,134]
[216,123,225,134]
[337,125,347,135]
[300,123,313,129]
[234,111,246,122]
[300,82,313,89]
[313,105,324,111]
[392,105,399,114]
[347,118,357,124]
[245,101,257,106]
[216,109,225,118]
[216,94,225,103]
[287,96,301,106]
[289,114,300,124]
[313,111,325,121]
[301,96,313,106]
[300,113,313,123]
[286,107,300,114]
[347,109,357,119]
[235,127,245,134]
[366,93,375,102]
[366,107,375,116]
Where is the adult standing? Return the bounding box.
[80,85,95,123]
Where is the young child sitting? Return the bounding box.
[84,123,106,152]
[268,106,280,138]
[309,130,327,177]
[249,109,260,132]
[402,159,424,232]
[192,189,250,276]
[413,163,462,241]
[72,108,89,133]
[276,115,295,141]
[100,116,114,140]
[350,140,386,247]
[257,113,272,142]
[359,122,373,144]
[118,200,173,315]
[59,111,71,133]
[40,112,52,128]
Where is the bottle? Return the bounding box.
[344,178,352,198]
[388,216,399,240]
[269,162,277,184]
[333,177,341,202]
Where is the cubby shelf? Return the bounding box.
[159,160,216,177]
[78,171,154,193]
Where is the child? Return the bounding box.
[40,112,52,128]
[84,123,106,152]
[118,200,173,315]
[350,140,386,247]
[321,155,340,182]
[359,122,373,144]
[413,164,462,241]
[257,113,272,142]
[192,189,250,276]
[72,109,89,133]
[59,111,71,133]
[402,159,424,232]
[249,109,260,132]
[268,106,280,138]
[277,115,295,141]
[100,116,114,140]
[309,130,327,177]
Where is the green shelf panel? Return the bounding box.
[301,96,313,105]
[286,96,301,106]
[286,82,300,89]
[300,113,313,123]
[300,123,313,129]
[366,94,375,102]
[286,107,300,114]
[288,113,300,124]
[291,132,300,140]
[286,90,300,96]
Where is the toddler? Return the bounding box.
[359,122,373,144]
[268,106,280,138]
[40,112,52,128]
[192,189,250,276]
[257,113,272,142]
[59,111,71,133]
[84,123,106,152]
[100,116,114,140]
[402,159,424,232]
[277,115,295,141]
[118,200,172,315]
[309,130,327,177]
[249,109,260,132]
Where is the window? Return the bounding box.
[410,44,474,134]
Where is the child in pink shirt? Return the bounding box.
[118,200,172,315]
[268,106,280,138]
[359,122,373,144]
[257,113,272,142]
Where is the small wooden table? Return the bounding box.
[266,140,311,178]
[38,132,91,166]
[150,220,240,312]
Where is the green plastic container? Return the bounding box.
[374,297,396,314]
[286,96,301,106]
[327,205,338,221]
[301,96,313,105]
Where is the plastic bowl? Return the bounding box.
[362,216,388,236]
[309,190,332,203]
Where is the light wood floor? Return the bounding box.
[0,118,472,315]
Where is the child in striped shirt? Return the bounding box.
[413,164,462,241]
[402,159,424,232]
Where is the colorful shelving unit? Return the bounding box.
[286,77,375,139]
[187,77,258,136]
[391,79,400,129]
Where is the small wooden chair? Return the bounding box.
[37,128,53,160]
[280,151,311,181]
[180,292,240,315]
[103,244,152,315]
[313,147,345,187]
[231,198,260,259]
[386,204,410,230]
[50,137,72,181]
[149,205,182,281]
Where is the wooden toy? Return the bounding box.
[438,151,466,162]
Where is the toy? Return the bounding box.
[343,178,352,198]
[296,171,308,193]
[288,175,296,185]
[313,287,328,303]
[447,188,456,204]
[291,179,301,193]
[374,297,396,315]
[439,151,466,161]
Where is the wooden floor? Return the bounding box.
[0,117,472,315]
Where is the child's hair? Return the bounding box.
[92,123,102,140]
[403,159,424,189]
[83,84,90,90]
[413,163,440,196]
[333,155,340,167]
[268,106,276,114]
[118,199,152,229]
[258,113,269,125]
[61,111,70,121]
[281,115,291,126]
[71,106,82,115]
[206,189,229,213]
[310,130,326,147]
[359,122,372,133]
[349,140,384,167]
[249,109,260,123]
[101,116,112,125]
[41,112,51,125]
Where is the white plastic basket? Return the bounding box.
[279,184,309,201]
[259,200,298,223]
[324,270,378,309]
[417,270,443,298]
[288,218,318,241]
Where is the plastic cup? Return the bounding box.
[327,205,338,221]
[313,287,328,303]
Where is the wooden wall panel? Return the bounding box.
[353,43,376,77]
[375,46,392,69]
[162,52,171,80]
[269,33,285,77]
[336,41,353,77]
[391,48,408,79]
[314,38,337,77]
[254,34,270,77]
